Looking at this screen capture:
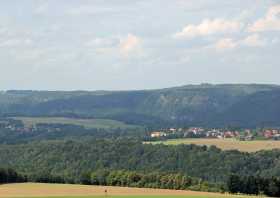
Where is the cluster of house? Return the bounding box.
[150,127,280,140]
[263,129,280,139]
[0,121,61,133]
[0,121,21,131]
[205,129,253,140]
[151,127,244,138]
[0,122,34,133]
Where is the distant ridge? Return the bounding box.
[1,84,280,127]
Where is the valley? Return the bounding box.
[1,0,279,196]
[1,84,280,197]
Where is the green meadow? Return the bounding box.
[13,116,139,129]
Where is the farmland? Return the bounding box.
[13,117,139,129]
[149,138,280,152]
[0,183,257,198]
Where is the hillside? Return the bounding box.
[1,139,280,183]
[215,90,280,127]
[0,84,280,127]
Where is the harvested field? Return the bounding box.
[149,138,280,152]
[0,183,255,198]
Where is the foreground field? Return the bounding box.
[0,183,256,198]
[150,138,280,152]
[13,117,139,129]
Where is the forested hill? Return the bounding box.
[0,84,280,127]
[1,138,280,184]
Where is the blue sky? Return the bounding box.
[0,0,279,90]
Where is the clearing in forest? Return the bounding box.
[13,116,139,129]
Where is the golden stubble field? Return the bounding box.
[150,138,280,152]
[0,183,255,198]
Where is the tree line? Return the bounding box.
[80,170,221,192]
[0,168,26,184]
[0,167,220,193]
[3,139,280,196]
[4,166,280,197]
[227,174,280,197]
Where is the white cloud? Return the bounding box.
[213,34,267,51]
[174,18,243,39]
[214,38,237,50]
[248,5,280,32]
[85,34,141,57]
[242,34,267,47]
[119,34,141,56]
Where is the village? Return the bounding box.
[2,118,280,141]
[0,118,71,133]
[150,127,280,141]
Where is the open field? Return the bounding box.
[149,138,280,152]
[13,117,139,129]
[0,183,258,198]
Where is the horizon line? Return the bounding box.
[1,83,279,92]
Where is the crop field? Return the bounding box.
[0,183,257,198]
[150,138,280,152]
[13,117,139,129]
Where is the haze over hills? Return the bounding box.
[0,84,279,128]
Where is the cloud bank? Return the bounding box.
[174,19,243,39]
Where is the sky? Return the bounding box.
[0,0,279,90]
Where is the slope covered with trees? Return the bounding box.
[1,84,280,127]
[215,90,280,127]
[1,139,280,184]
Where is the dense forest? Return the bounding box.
[1,84,280,127]
[1,139,280,196]
[1,139,280,184]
